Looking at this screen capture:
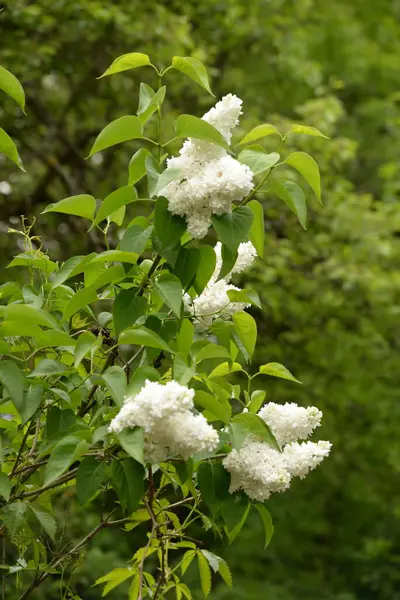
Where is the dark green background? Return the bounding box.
[1,1,400,598]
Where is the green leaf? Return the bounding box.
[74,332,98,368]
[102,366,127,407]
[21,384,43,424]
[63,287,97,320]
[76,457,107,505]
[175,115,230,151]
[154,167,182,196]
[173,247,200,290]
[212,207,253,254]
[145,154,160,198]
[176,319,194,358]
[138,85,166,125]
[181,550,196,575]
[171,56,214,95]
[0,360,25,416]
[226,288,261,308]
[231,413,280,450]
[92,186,137,227]
[5,303,60,329]
[7,252,57,274]
[238,149,280,176]
[119,326,173,353]
[271,179,307,229]
[88,116,143,157]
[29,359,70,378]
[120,225,153,254]
[197,551,212,597]
[154,197,186,250]
[90,250,138,265]
[195,391,228,424]
[238,124,280,145]
[232,311,257,361]
[98,52,151,78]
[111,458,145,514]
[284,151,321,203]
[127,366,160,397]
[2,502,28,537]
[44,435,87,485]
[258,362,302,383]
[248,389,266,413]
[42,194,96,220]
[117,427,145,465]
[113,291,146,335]
[51,254,96,288]
[194,246,216,294]
[36,329,77,349]
[0,472,11,502]
[128,148,152,185]
[154,273,183,317]
[29,504,57,540]
[254,503,274,549]
[197,461,231,516]
[96,567,135,596]
[218,559,232,588]
[290,124,329,139]
[0,65,26,112]
[196,344,232,364]
[247,200,264,257]
[0,127,25,170]
[137,82,156,113]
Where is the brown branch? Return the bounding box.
[77,347,119,417]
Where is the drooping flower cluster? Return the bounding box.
[184,240,257,330]
[158,94,254,238]
[223,402,331,501]
[109,380,219,463]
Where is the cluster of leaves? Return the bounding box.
[0,53,326,599]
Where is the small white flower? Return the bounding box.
[109,380,219,463]
[258,402,323,446]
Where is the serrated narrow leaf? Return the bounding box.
[197,551,212,597]
[42,194,96,220]
[154,273,183,317]
[211,207,253,254]
[290,124,329,139]
[98,52,151,78]
[171,56,214,95]
[119,326,173,354]
[2,502,28,537]
[284,151,321,202]
[258,362,302,383]
[0,127,25,170]
[29,504,57,540]
[0,65,26,112]
[271,179,307,229]
[254,503,274,548]
[0,473,11,502]
[238,124,280,145]
[175,115,230,151]
[76,457,107,505]
[181,550,196,575]
[238,149,280,176]
[88,116,143,157]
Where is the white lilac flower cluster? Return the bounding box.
[223,402,332,501]
[158,94,254,238]
[184,240,257,330]
[109,380,219,463]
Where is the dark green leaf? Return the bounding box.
[76,457,107,505]
[113,290,146,335]
[154,197,186,250]
[173,247,200,290]
[29,359,69,378]
[194,246,217,294]
[29,504,57,540]
[44,435,87,485]
[111,458,145,514]
[0,473,11,502]
[212,207,253,253]
[154,273,183,317]
[197,461,231,516]
[102,366,127,407]
[254,503,274,549]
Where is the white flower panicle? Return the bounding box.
[223,401,331,501]
[185,240,257,330]
[158,94,254,239]
[109,380,219,463]
[258,402,323,446]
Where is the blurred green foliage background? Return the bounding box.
[1,1,400,598]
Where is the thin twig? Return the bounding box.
[78,347,118,417]
[28,417,41,458]
[12,468,78,501]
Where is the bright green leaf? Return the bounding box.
[247,200,264,257]
[42,194,96,220]
[0,360,25,416]
[120,225,153,254]
[238,149,280,176]
[0,128,25,170]
[119,326,173,354]
[92,186,137,227]
[44,435,87,485]
[99,52,151,78]
[197,551,212,597]
[88,116,143,157]
[175,115,230,151]
[231,412,280,450]
[195,391,228,424]
[258,362,302,383]
[128,148,152,185]
[102,366,127,407]
[171,56,214,95]
[0,472,11,502]
[254,503,274,549]
[284,151,321,202]
[0,65,26,112]
[30,359,69,378]
[238,124,280,145]
[290,124,329,139]
[232,311,257,360]
[74,331,98,368]
[271,179,307,229]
